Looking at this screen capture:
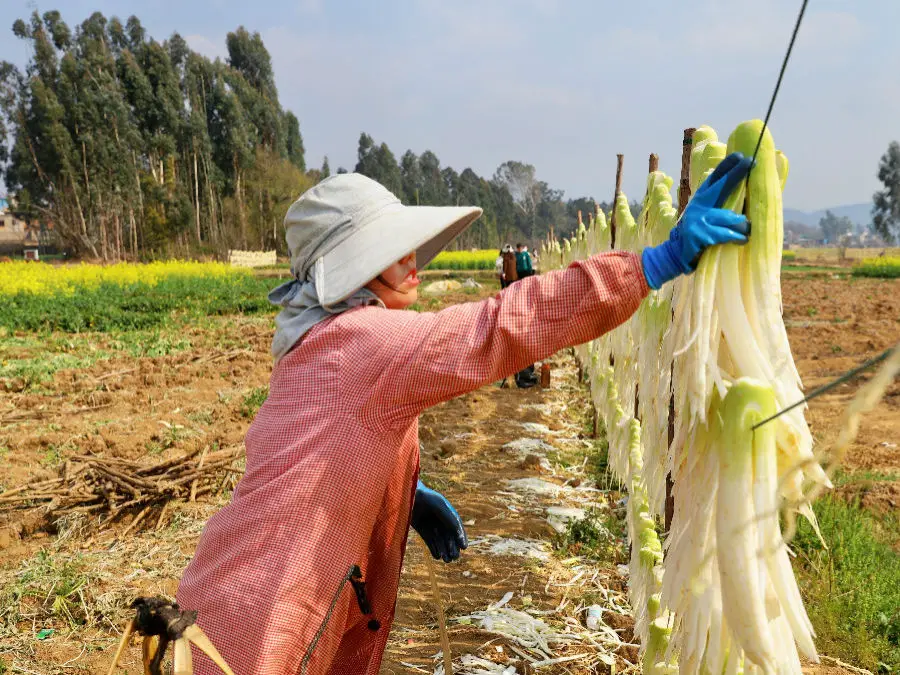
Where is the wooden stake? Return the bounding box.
[677,129,696,216]
[610,154,624,248]
[649,153,659,173]
[666,128,695,533]
[421,540,453,675]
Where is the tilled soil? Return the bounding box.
[0,273,896,673]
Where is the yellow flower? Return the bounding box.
[0,261,249,297]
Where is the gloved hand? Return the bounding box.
[641,152,753,290]
[411,480,468,562]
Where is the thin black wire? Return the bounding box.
[748,0,810,169]
[751,344,897,430]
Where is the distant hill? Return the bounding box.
[783,203,872,230]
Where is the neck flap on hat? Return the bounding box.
[268,264,384,362]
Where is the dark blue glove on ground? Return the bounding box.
[411,480,468,562]
[641,152,753,290]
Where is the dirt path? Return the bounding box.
[381,354,637,674]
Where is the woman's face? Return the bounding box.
[366,251,419,309]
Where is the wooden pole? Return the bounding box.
[649,153,659,173]
[677,130,696,217]
[665,128,695,533]
[610,154,624,249]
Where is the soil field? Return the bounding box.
[0,273,897,674]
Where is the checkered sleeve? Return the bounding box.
[341,251,648,431]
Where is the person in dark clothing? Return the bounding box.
[513,243,538,388]
[515,243,534,279]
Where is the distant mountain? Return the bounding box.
[783,203,872,230]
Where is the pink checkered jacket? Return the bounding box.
[177,252,648,674]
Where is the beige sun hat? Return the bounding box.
[283,173,482,306]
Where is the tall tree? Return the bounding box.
[872,141,900,243]
[819,210,853,244]
[226,27,277,101]
[375,142,402,197]
[419,150,447,205]
[355,132,377,176]
[493,161,541,239]
[399,149,421,204]
[283,111,305,170]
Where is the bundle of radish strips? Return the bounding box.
[541,120,833,675]
[663,121,825,675]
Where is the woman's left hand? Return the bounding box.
[411,481,468,562]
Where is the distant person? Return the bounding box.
[516,243,534,279]
[510,243,539,388]
[500,244,518,289]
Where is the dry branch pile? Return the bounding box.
[0,445,243,538]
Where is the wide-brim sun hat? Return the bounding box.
[283,173,482,306]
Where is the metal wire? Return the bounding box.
[749,0,810,169]
[751,344,897,430]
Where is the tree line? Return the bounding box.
[0,9,639,260]
[351,133,632,251]
[0,10,309,259]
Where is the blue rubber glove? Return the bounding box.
[641,152,753,290]
[411,480,468,563]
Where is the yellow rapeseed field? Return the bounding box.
[0,261,246,297]
[852,256,900,278]
[427,250,499,270]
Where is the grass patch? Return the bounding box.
[0,549,98,630]
[832,468,900,487]
[240,386,269,418]
[553,507,626,563]
[783,264,848,274]
[792,495,900,671]
[0,352,109,389]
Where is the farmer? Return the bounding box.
[177,154,751,675]
[500,243,518,288]
[515,242,534,279]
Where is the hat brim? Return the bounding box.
[318,203,483,306]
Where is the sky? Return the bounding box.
[1,0,898,211]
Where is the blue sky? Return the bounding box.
[1,0,897,211]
